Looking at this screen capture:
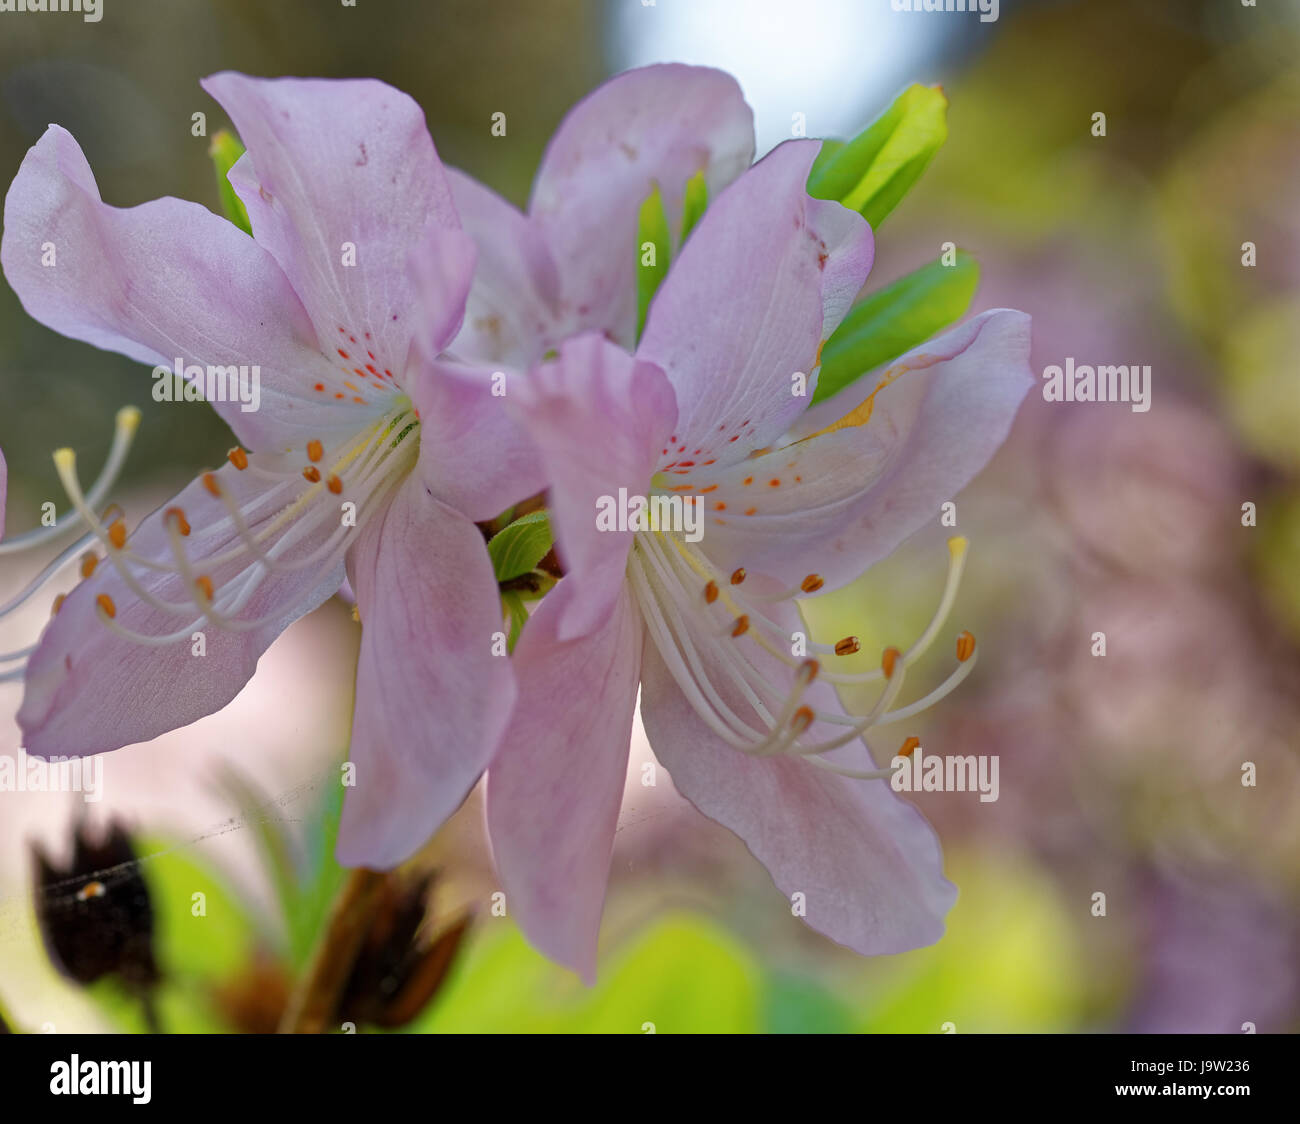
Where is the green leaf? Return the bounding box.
[635,183,671,342]
[679,169,709,243]
[289,776,348,970]
[807,84,948,229]
[813,250,979,404]
[488,510,553,583]
[502,590,528,653]
[411,914,762,1033]
[209,129,252,236]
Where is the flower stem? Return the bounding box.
[278,867,385,1034]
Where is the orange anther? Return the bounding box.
[882,646,902,678]
[307,439,324,462]
[327,474,343,494]
[76,881,106,901]
[730,567,746,585]
[95,593,117,619]
[731,615,750,638]
[791,706,815,733]
[704,580,719,604]
[195,575,214,602]
[51,593,66,616]
[107,520,127,549]
[956,630,976,662]
[800,573,824,593]
[165,507,191,536]
[799,658,820,684]
[899,736,921,758]
[227,447,249,470]
[202,472,222,497]
[834,636,861,657]
[303,466,322,483]
[79,553,98,579]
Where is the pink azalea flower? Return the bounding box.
[443,64,756,365]
[1,74,537,865]
[449,67,1035,977]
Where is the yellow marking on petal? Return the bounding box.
[800,352,942,441]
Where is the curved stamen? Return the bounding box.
[0,407,140,555]
[629,527,981,778]
[0,529,95,618]
[54,403,419,645]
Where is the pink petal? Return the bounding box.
[638,140,873,469]
[486,578,643,981]
[406,223,478,361]
[0,125,349,450]
[337,475,515,868]
[530,63,756,348]
[639,600,956,955]
[18,461,345,757]
[701,309,1035,591]
[511,333,676,641]
[445,168,561,367]
[202,73,458,381]
[406,357,542,522]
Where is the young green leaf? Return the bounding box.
[488,510,553,583]
[209,129,252,236]
[636,183,671,342]
[807,84,948,229]
[502,591,528,654]
[814,250,979,404]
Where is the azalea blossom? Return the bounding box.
[1,74,537,865]
[442,63,756,366]
[464,95,1033,974]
